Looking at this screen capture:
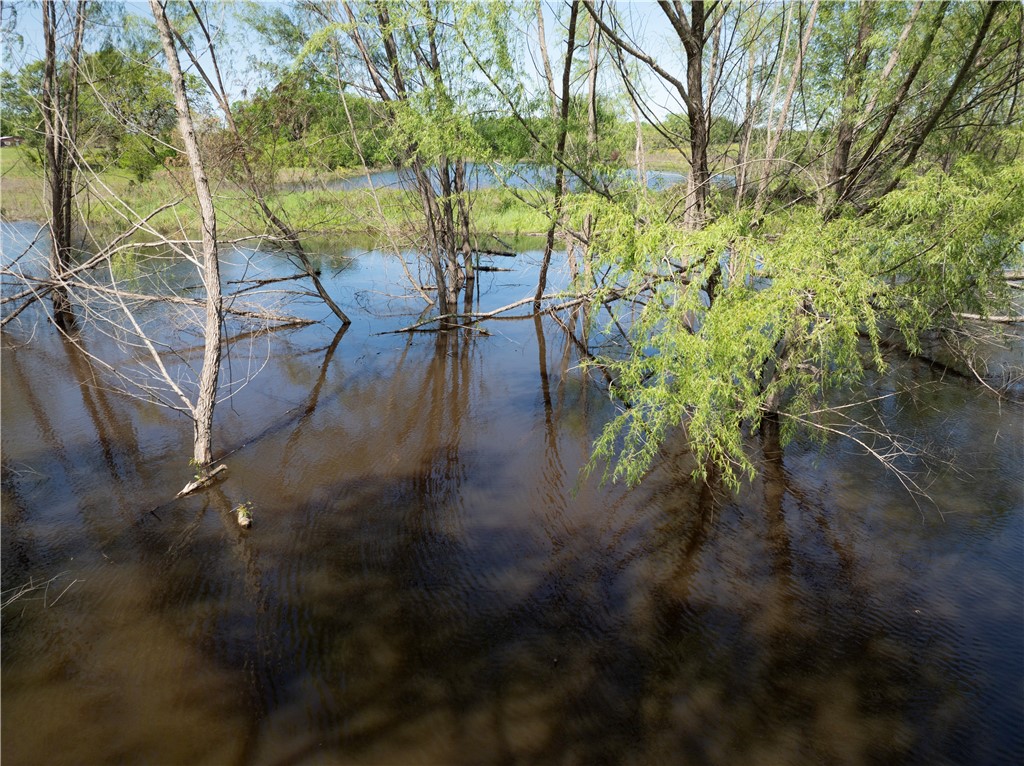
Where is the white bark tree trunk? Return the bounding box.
[149,0,222,471]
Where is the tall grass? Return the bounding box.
[1,149,553,239]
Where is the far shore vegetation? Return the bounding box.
[1,144,554,239]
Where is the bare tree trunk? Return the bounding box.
[858,0,923,126]
[755,0,820,212]
[41,0,87,333]
[534,0,580,311]
[632,97,647,189]
[149,0,222,471]
[582,6,601,281]
[436,159,462,310]
[735,43,756,209]
[178,3,350,325]
[653,0,711,228]
[705,7,721,130]
[827,0,873,204]
[535,0,559,119]
[454,158,474,286]
[583,1,711,228]
[586,8,600,153]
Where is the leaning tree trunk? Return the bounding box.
[174,6,351,325]
[454,158,474,288]
[150,0,222,472]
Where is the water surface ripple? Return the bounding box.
[2,221,1022,765]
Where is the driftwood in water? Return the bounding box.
[175,464,227,499]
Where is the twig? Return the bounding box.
[1,571,76,610]
[47,578,82,607]
[64,281,316,326]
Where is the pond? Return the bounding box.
[1,220,1022,765]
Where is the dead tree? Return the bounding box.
[533,0,579,312]
[172,1,351,325]
[40,0,87,332]
[149,0,223,479]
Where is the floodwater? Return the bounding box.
[2,220,1022,765]
[282,162,690,193]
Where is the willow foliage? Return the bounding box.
[584,155,1024,489]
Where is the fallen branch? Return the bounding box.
[382,281,648,335]
[0,199,185,326]
[382,291,571,334]
[175,463,227,499]
[227,272,312,289]
[953,312,1022,324]
[402,323,492,335]
[65,281,316,326]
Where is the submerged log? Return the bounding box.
[476,249,517,258]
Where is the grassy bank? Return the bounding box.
[1,147,551,239]
[644,144,740,173]
[1,145,48,221]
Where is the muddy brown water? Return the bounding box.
[2,221,1022,765]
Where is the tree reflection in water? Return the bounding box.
[2,281,1021,765]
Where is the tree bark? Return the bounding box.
[534,0,579,311]
[586,8,600,152]
[827,0,874,203]
[150,0,222,471]
[655,0,710,228]
[535,0,559,119]
[755,0,820,213]
[41,0,87,333]
[455,158,474,286]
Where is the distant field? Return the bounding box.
[1,147,551,239]
[644,144,739,173]
[0,146,45,221]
